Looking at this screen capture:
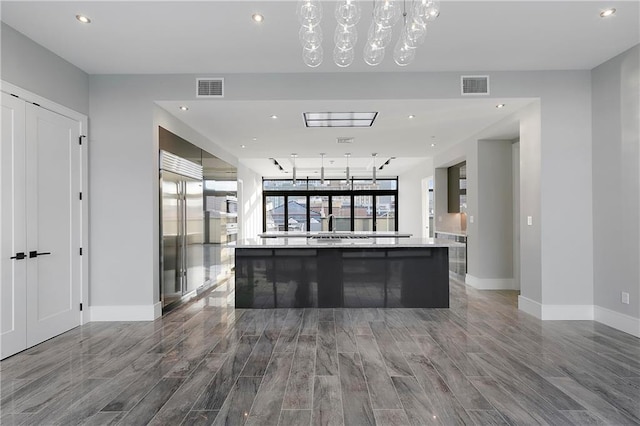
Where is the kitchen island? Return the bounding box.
[235,236,462,309]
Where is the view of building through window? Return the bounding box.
[263,178,398,232]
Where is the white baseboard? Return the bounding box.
[154,301,163,319]
[595,306,640,338]
[517,297,594,320]
[465,274,518,290]
[518,295,542,319]
[542,304,594,320]
[90,303,162,321]
[518,300,639,337]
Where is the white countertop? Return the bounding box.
[434,231,467,237]
[237,237,464,248]
[258,231,413,238]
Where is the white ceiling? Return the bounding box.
[3,1,638,74]
[156,98,534,177]
[3,1,638,177]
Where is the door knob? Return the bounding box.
[10,252,26,260]
[29,251,51,258]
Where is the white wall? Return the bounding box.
[398,158,432,238]
[471,139,514,287]
[238,161,263,240]
[518,102,542,306]
[88,75,238,317]
[512,141,521,290]
[434,133,515,289]
[1,23,89,114]
[539,72,593,310]
[592,45,640,336]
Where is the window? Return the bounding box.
[262,178,398,232]
[265,196,285,231]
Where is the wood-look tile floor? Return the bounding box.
[1,278,639,425]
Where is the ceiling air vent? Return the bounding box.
[196,78,224,98]
[337,137,354,144]
[461,75,489,95]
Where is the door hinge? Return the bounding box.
[79,135,86,145]
[10,93,19,98]
[79,192,83,200]
[80,303,83,311]
[79,248,83,256]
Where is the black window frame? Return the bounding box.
[262,177,398,232]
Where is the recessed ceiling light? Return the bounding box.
[241,145,246,148]
[408,114,415,119]
[252,13,264,22]
[76,14,91,24]
[496,104,505,109]
[431,143,436,147]
[252,137,257,141]
[179,105,189,111]
[600,8,616,18]
[270,114,278,119]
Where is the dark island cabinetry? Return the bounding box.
[235,246,449,309]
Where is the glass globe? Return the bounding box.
[297,0,323,28]
[300,25,323,48]
[334,44,355,67]
[393,38,416,66]
[303,45,323,67]
[334,25,357,49]
[404,19,427,48]
[373,0,400,28]
[413,0,440,24]
[367,21,393,48]
[363,42,385,66]
[335,0,361,27]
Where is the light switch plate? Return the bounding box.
[469,216,474,223]
[527,216,533,226]
[622,292,630,304]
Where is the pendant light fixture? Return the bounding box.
[345,153,351,181]
[372,152,377,185]
[291,153,298,185]
[334,0,361,67]
[298,0,324,67]
[320,153,326,184]
[299,0,440,68]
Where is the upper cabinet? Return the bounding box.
[447,162,467,213]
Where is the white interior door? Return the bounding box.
[1,93,28,359]
[24,102,81,347]
[1,93,81,359]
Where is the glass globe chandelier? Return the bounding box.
[297,0,440,68]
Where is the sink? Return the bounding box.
[310,234,371,240]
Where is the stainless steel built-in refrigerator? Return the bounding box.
[160,150,204,309]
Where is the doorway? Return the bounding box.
[1,92,83,359]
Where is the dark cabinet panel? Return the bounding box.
[448,165,461,213]
[235,247,449,309]
[447,162,467,213]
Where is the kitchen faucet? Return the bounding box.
[327,214,335,232]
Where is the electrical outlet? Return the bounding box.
[621,292,630,304]
[470,215,474,223]
[527,216,533,226]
